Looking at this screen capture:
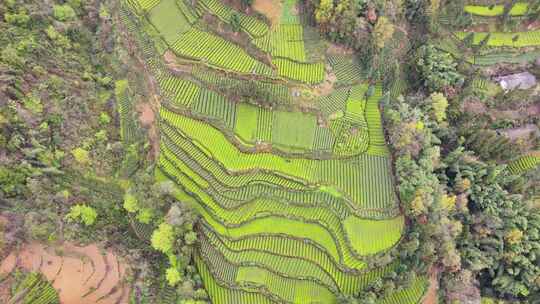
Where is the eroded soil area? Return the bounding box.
[0,242,130,304]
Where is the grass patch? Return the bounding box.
[234,103,259,142]
[148,0,190,44]
[344,215,404,256]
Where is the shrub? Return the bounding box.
[372,17,395,49]
[241,0,253,8]
[0,165,29,197]
[184,231,197,245]
[95,130,108,142]
[99,112,111,125]
[230,13,241,33]
[405,0,429,26]
[151,223,175,254]
[429,92,448,122]
[123,192,139,213]
[136,208,154,224]
[53,4,76,21]
[66,204,98,226]
[71,147,90,164]
[46,26,72,49]
[4,10,30,26]
[166,267,182,286]
[1,45,25,68]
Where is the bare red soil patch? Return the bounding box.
[1,242,130,304]
[137,102,155,127]
[136,96,160,161]
[327,43,355,56]
[253,0,282,27]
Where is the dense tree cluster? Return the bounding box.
[382,91,540,302]
[415,45,463,93]
[444,150,540,298]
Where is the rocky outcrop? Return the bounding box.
[495,72,537,91]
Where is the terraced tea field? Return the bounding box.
[508,152,540,175]
[464,2,534,17]
[120,0,428,302]
[434,2,540,68]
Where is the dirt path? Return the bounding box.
[0,242,130,304]
[326,43,355,56]
[136,101,160,160]
[422,268,439,304]
[463,101,540,121]
[502,124,539,140]
[163,51,194,74]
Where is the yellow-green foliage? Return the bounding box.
[172,29,269,74]
[53,4,76,21]
[115,79,128,96]
[343,215,404,255]
[148,0,190,44]
[198,0,268,38]
[166,267,182,286]
[129,0,161,11]
[136,208,154,224]
[430,92,448,122]
[71,147,90,165]
[234,103,258,142]
[456,30,540,47]
[151,222,175,254]
[123,192,139,213]
[373,17,395,49]
[273,58,325,84]
[507,153,540,174]
[66,204,97,226]
[464,3,531,17]
[11,272,59,304]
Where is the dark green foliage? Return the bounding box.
[404,0,429,26]
[0,0,140,248]
[444,149,540,298]
[4,8,30,27]
[440,0,471,30]
[415,44,463,92]
[463,130,520,162]
[240,0,253,8]
[0,165,30,198]
[306,0,369,50]
[383,89,540,301]
[381,95,461,296]
[230,13,241,33]
[462,32,474,48]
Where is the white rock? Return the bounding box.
[495,72,537,91]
